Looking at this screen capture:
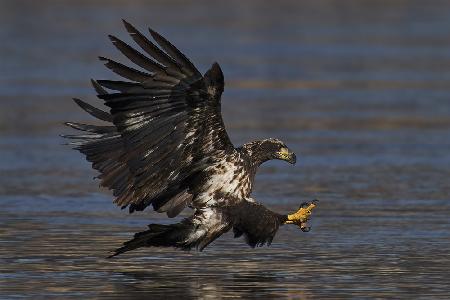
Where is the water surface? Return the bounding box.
[1,1,450,299]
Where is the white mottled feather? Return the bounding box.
[195,152,253,206]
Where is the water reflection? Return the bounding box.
[1,195,449,298]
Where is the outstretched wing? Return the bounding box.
[64,20,234,213]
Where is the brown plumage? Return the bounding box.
[64,20,317,258]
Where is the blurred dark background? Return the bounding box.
[1,0,449,299]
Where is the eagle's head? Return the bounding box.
[242,138,297,165]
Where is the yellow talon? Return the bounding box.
[284,200,318,231]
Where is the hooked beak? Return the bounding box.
[276,148,297,165]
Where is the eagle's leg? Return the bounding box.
[284,199,318,232]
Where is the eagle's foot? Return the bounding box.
[284,199,318,231]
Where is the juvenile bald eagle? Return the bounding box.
[64,20,317,257]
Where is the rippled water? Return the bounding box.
[1,0,450,299]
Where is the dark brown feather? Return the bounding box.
[65,21,234,215]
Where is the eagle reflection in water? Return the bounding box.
[63,20,318,257]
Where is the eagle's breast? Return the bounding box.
[194,152,254,206]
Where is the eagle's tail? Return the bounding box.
[107,221,194,258]
[108,208,229,258]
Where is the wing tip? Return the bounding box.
[122,19,136,33]
[122,19,159,43]
[71,97,113,122]
[108,34,117,42]
[148,27,163,42]
[72,97,83,105]
[91,79,108,95]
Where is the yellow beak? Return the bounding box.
[276,147,296,164]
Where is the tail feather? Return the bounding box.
[107,208,230,258]
[108,222,193,258]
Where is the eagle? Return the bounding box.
[64,20,318,257]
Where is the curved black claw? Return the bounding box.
[301,225,311,232]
